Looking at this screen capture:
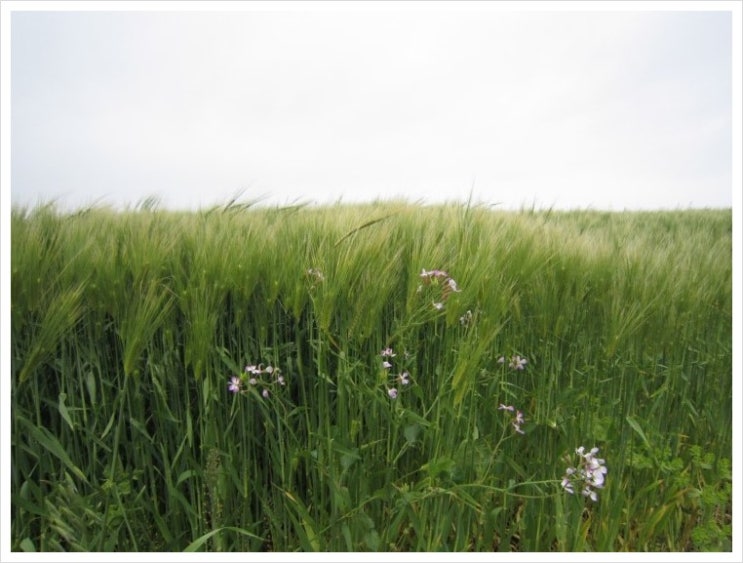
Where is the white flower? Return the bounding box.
[228,376,241,393]
[459,310,473,325]
[561,477,575,494]
[509,355,528,370]
[563,446,607,502]
[582,486,598,502]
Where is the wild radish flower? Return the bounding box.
[582,486,599,502]
[498,355,528,370]
[388,388,398,399]
[420,267,462,308]
[442,277,462,299]
[307,268,325,282]
[510,356,528,370]
[398,372,410,385]
[420,268,449,280]
[561,469,576,495]
[239,361,286,400]
[562,446,608,502]
[459,310,473,326]
[228,376,242,393]
[499,404,525,434]
[512,410,525,434]
[580,447,608,488]
[380,348,396,369]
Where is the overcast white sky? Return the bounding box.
[5,1,739,211]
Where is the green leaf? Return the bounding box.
[422,457,455,479]
[17,416,88,484]
[85,372,96,404]
[626,415,656,462]
[404,424,421,444]
[183,526,263,552]
[176,469,199,487]
[283,490,321,551]
[340,449,360,471]
[58,392,74,431]
[364,529,380,551]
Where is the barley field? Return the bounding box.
[9,200,733,552]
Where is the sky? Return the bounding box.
[5,2,739,211]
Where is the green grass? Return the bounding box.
[10,200,732,551]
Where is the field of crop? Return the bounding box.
[9,200,733,552]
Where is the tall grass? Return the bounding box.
[10,201,732,551]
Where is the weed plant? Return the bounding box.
[10,201,732,551]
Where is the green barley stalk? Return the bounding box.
[10,201,732,551]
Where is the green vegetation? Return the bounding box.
[10,200,732,552]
